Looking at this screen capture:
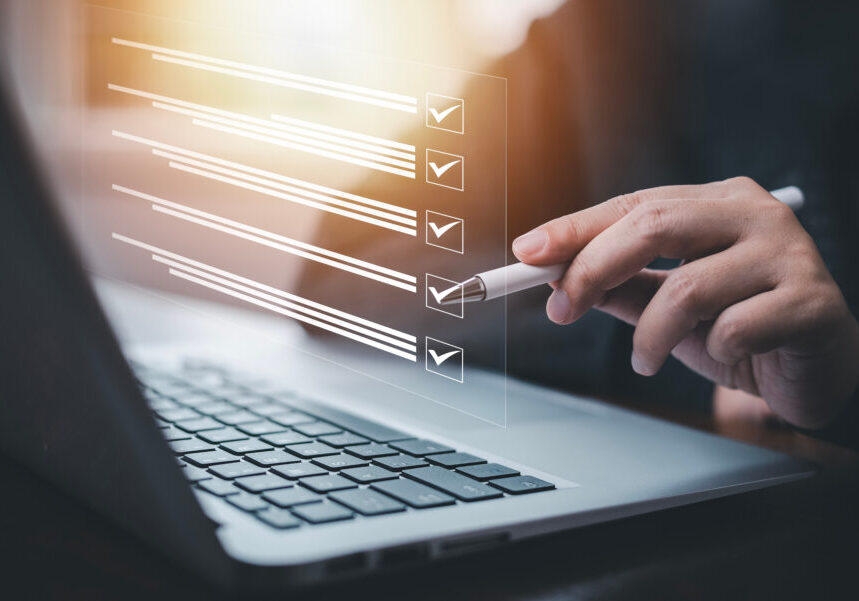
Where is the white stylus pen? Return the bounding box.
[440,186,804,305]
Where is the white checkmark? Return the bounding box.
[429,160,460,179]
[428,103,461,123]
[428,283,461,304]
[428,220,460,238]
[428,348,460,365]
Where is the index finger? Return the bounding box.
[512,181,735,265]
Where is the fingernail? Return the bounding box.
[630,352,652,376]
[512,230,547,257]
[546,289,572,323]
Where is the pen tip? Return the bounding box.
[438,276,486,304]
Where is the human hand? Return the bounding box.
[512,177,859,429]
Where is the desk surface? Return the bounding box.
[5,284,858,600]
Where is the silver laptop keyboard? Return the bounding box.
[133,359,554,530]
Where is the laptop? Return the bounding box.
[0,74,813,590]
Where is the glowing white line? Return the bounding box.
[154,102,414,161]
[108,83,414,153]
[152,54,417,113]
[156,150,415,227]
[268,114,415,153]
[168,268,416,361]
[193,119,416,179]
[153,205,415,292]
[156,257,415,352]
[112,37,417,111]
[154,102,415,170]
[110,232,416,343]
[111,185,416,290]
[111,130,415,217]
[166,161,416,236]
[152,101,415,162]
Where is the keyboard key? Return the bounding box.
[183,370,226,389]
[285,442,338,459]
[148,397,179,412]
[182,465,213,482]
[403,467,502,502]
[489,475,555,495]
[147,381,190,397]
[341,465,398,484]
[175,417,224,432]
[300,474,357,493]
[292,502,354,524]
[174,393,216,407]
[371,479,455,509]
[330,489,405,516]
[251,403,290,417]
[257,507,301,529]
[296,405,411,442]
[229,394,270,408]
[169,438,214,455]
[156,407,199,422]
[263,487,323,508]
[312,454,369,471]
[390,439,454,457]
[261,431,311,447]
[268,412,314,427]
[221,439,272,455]
[184,450,240,467]
[244,450,300,467]
[237,421,286,436]
[198,479,239,496]
[215,410,259,426]
[271,462,327,480]
[264,391,297,405]
[197,428,248,444]
[427,452,486,468]
[374,455,428,471]
[194,401,235,416]
[226,492,269,513]
[162,427,192,441]
[345,443,397,459]
[209,462,266,479]
[457,463,520,481]
[154,418,171,429]
[319,432,369,448]
[205,384,245,399]
[235,473,292,493]
[293,421,342,437]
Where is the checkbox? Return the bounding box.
[426,149,464,191]
[425,210,464,254]
[426,93,464,134]
[426,273,463,319]
[425,337,464,383]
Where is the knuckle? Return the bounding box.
[570,253,601,290]
[804,285,845,325]
[766,197,796,222]
[629,201,671,242]
[725,175,757,190]
[663,271,703,314]
[541,215,578,255]
[557,215,582,251]
[711,314,749,360]
[608,191,645,218]
[783,239,818,272]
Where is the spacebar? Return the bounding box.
[295,401,412,443]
